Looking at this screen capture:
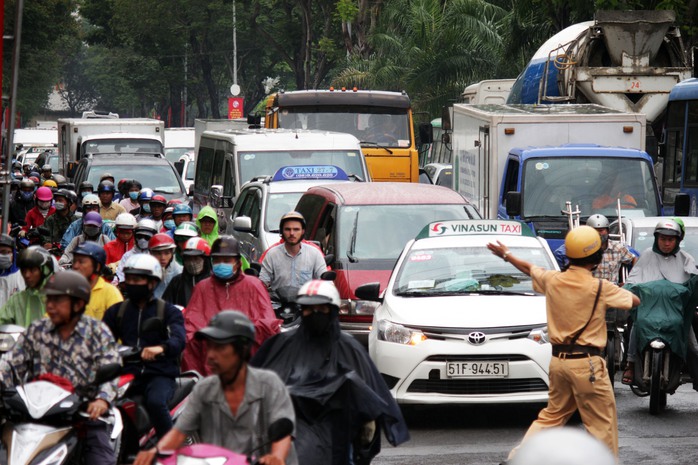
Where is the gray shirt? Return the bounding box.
[175,366,298,464]
[626,248,697,284]
[259,243,326,294]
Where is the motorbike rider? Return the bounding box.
[72,242,123,320]
[61,194,116,249]
[133,310,296,465]
[259,211,327,310]
[40,188,78,249]
[196,205,219,246]
[78,181,94,206]
[163,237,212,307]
[252,279,410,465]
[21,186,55,234]
[133,188,154,220]
[119,179,142,213]
[148,195,168,230]
[9,178,35,225]
[0,234,25,308]
[98,180,127,221]
[181,236,279,375]
[116,218,158,284]
[172,221,199,264]
[103,254,185,440]
[59,211,112,268]
[148,233,183,298]
[488,226,639,459]
[104,213,137,267]
[0,246,56,327]
[0,270,122,465]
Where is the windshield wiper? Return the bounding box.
[473,289,536,296]
[360,141,393,154]
[347,211,359,263]
[347,174,365,182]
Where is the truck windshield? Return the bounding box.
[278,110,411,148]
[337,204,476,261]
[238,150,366,185]
[522,157,659,218]
[87,164,184,197]
[83,138,163,155]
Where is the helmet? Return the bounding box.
[97,180,115,193]
[565,226,601,259]
[35,186,53,201]
[118,179,129,190]
[279,211,306,230]
[150,195,167,207]
[183,237,211,256]
[83,211,103,227]
[654,219,682,238]
[173,204,193,216]
[12,161,21,170]
[0,234,15,249]
[41,164,52,172]
[17,246,54,277]
[42,179,58,189]
[54,188,76,205]
[99,173,115,183]
[135,218,158,236]
[211,236,240,257]
[296,279,341,308]
[131,179,143,190]
[174,222,200,240]
[42,271,92,303]
[123,253,163,281]
[73,242,107,273]
[509,427,614,465]
[114,213,138,230]
[167,199,183,207]
[29,176,41,185]
[195,310,255,344]
[672,217,686,239]
[82,194,100,207]
[53,174,67,186]
[19,179,35,190]
[139,188,154,202]
[79,181,94,192]
[586,214,609,230]
[149,233,176,251]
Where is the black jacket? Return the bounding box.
[162,262,211,308]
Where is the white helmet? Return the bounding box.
[586,214,609,229]
[135,218,158,237]
[296,279,341,308]
[115,213,138,230]
[82,193,100,206]
[510,427,614,465]
[123,254,162,281]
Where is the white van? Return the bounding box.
[164,127,195,163]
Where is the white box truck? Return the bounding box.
[452,103,662,250]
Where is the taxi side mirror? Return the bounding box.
[505,191,521,217]
[674,193,690,217]
[355,282,382,302]
[233,216,252,233]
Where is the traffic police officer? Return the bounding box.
[487,226,640,459]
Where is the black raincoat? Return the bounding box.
[251,315,410,465]
[162,260,211,308]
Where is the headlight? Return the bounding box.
[339,299,381,321]
[0,333,19,352]
[527,326,549,345]
[377,320,427,345]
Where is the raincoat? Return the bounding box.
[196,206,219,246]
[104,236,135,265]
[0,283,47,327]
[0,249,25,308]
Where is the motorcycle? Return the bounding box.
[0,324,25,355]
[155,418,293,465]
[0,363,123,464]
[274,271,337,331]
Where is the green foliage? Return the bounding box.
[335,0,359,22]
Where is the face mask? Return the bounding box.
[0,254,13,270]
[184,257,205,275]
[129,191,139,201]
[81,191,91,198]
[54,202,66,212]
[83,225,100,237]
[37,200,51,211]
[137,238,150,250]
[142,203,151,213]
[20,191,34,202]
[125,283,151,301]
[302,312,332,335]
[212,263,235,279]
[164,219,176,230]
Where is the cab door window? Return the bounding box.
[236,187,262,235]
[223,156,235,198]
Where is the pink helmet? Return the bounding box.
[35,186,53,201]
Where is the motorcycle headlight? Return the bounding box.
[527,326,549,345]
[0,333,18,352]
[377,320,427,345]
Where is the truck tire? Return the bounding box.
[649,349,667,415]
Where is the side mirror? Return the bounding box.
[320,270,336,281]
[211,185,234,209]
[354,282,382,302]
[93,363,122,385]
[324,253,335,266]
[268,418,294,442]
[66,162,77,179]
[418,122,434,144]
[441,106,452,131]
[140,317,164,334]
[233,216,252,232]
[188,184,195,196]
[247,113,262,126]
[674,193,690,217]
[174,160,184,176]
[505,191,521,217]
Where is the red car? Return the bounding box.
[295,182,480,345]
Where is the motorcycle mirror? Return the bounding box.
[268,418,294,442]
[140,317,163,334]
[320,270,336,281]
[324,254,335,266]
[94,363,121,385]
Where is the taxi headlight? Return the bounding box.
[377,320,427,345]
[527,326,549,345]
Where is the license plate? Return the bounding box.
[446,361,509,378]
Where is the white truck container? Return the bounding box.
[193,118,250,158]
[452,103,661,250]
[461,79,516,105]
[57,118,165,175]
[164,127,195,163]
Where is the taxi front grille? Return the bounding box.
[406,378,548,395]
[425,354,530,362]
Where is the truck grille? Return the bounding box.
[406,378,548,395]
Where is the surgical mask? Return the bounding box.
[184,257,205,275]
[125,283,151,301]
[0,254,13,270]
[212,263,235,279]
[137,238,150,250]
[164,219,176,230]
[20,191,33,202]
[302,312,332,335]
[54,202,66,212]
[37,200,51,211]
[129,191,139,201]
[142,203,151,213]
[83,225,100,237]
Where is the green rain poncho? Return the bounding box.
[0,284,47,328]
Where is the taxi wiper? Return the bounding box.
[472,289,536,296]
[347,174,365,182]
[347,211,359,263]
[395,290,463,297]
[360,141,394,154]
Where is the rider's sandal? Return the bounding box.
[621,363,634,385]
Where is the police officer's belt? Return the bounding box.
[552,344,602,358]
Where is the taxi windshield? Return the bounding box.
[238,150,365,184]
[394,246,553,295]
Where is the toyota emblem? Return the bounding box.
[467,331,486,345]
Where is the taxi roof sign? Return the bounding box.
[417,219,534,239]
[271,165,349,182]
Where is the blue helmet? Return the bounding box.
[173,204,193,216]
[73,241,107,273]
[139,188,154,202]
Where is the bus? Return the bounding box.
[661,78,698,214]
[263,89,420,182]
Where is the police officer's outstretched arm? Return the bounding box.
[487,241,533,276]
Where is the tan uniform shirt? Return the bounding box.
[99,202,127,221]
[530,265,634,349]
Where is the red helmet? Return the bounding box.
[148,233,176,251]
[183,237,211,256]
[167,199,183,207]
[150,195,167,206]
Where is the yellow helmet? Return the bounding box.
[43,179,58,188]
[565,226,601,259]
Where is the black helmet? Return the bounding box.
[279,211,306,231]
[17,246,54,278]
[98,180,115,193]
[0,234,15,249]
[54,188,76,205]
[195,310,255,344]
[79,181,94,191]
[210,236,240,257]
[42,270,91,303]
[19,179,35,190]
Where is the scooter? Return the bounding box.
[0,324,25,355]
[155,418,293,465]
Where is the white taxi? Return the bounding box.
[360,219,558,404]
